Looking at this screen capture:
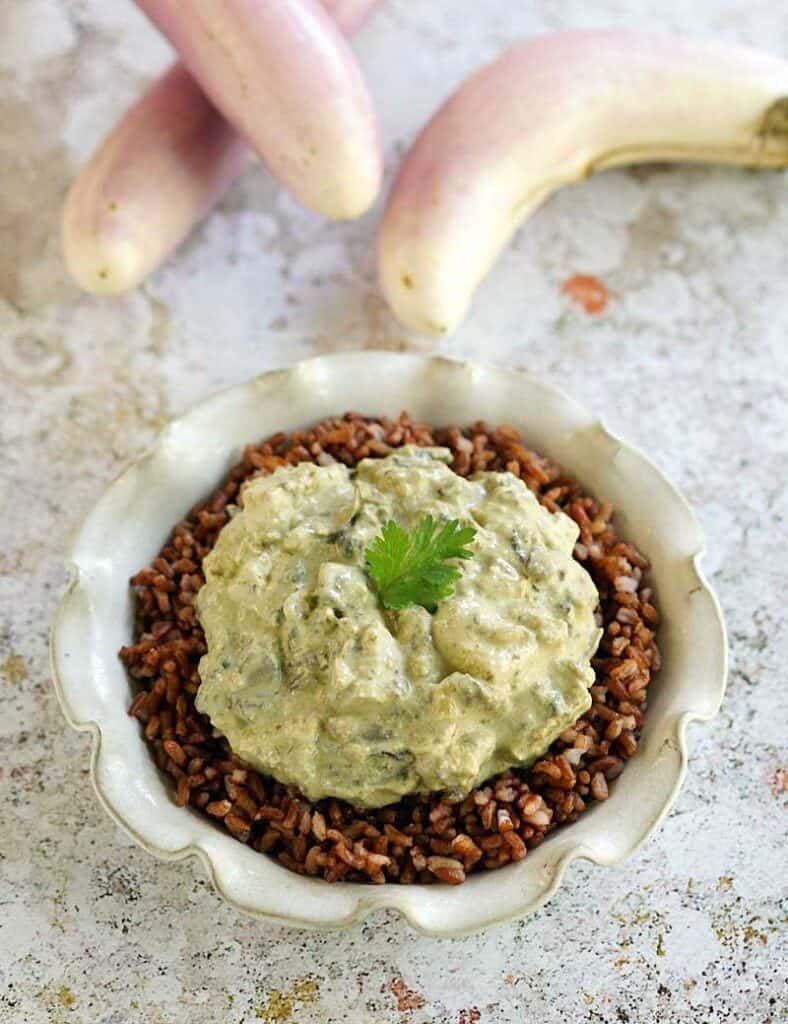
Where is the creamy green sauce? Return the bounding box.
[195,447,601,808]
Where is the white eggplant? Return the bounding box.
[135,0,380,219]
[63,0,380,294]
[379,32,788,335]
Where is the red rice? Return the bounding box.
[119,413,660,885]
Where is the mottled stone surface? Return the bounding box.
[1,1,786,1021]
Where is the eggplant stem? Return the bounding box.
[760,96,788,138]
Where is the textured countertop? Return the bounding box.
[1,1,786,1021]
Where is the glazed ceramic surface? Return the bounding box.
[51,352,727,935]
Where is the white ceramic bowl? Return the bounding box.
[51,352,727,936]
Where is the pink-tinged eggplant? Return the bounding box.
[134,0,380,219]
[378,32,788,335]
[63,0,380,294]
[63,64,247,295]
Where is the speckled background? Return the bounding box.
[1,1,787,1021]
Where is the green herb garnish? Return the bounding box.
[365,515,477,612]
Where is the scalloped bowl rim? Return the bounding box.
[50,352,727,936]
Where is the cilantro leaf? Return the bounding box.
[365,515,477,612]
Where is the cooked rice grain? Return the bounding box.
[120,413,660,884]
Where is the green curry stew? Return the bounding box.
[195,447,602,808]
